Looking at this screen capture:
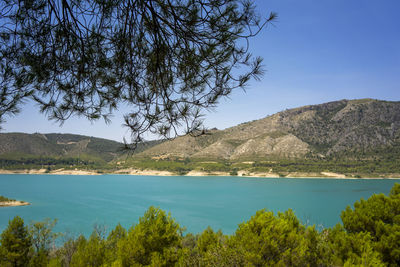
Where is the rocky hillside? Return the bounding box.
[1,99,399,165]
[135,99,400,161]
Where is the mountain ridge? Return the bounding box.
[1,98,400,177]
[133,98,400,161]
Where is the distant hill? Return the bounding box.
[0,133,123,161]
[0,133,163,164]
[134,99,400,161]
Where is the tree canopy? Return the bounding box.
[2,184,400,266]
[0,0,276,145]
[0,216,32,267]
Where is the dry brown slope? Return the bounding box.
[135,99,400,161]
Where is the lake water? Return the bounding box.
[0,174,398,237]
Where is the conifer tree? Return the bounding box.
[0,0,276,144]
[0,216,32,267]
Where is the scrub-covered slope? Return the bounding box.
[135,99,400,161]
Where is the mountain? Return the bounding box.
[1,99,399,176]
[0,133,123,162]
[134,99,400,161]
[0,133,164,163]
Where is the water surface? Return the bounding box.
[0,174,398,236]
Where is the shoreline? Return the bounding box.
[0,200,31,207]
[0,168,399,179]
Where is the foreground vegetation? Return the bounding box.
[1,184,400,266]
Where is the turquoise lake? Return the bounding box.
[0,174,398,237]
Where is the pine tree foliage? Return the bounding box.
[3,186,399,266]
[118,206,183,266]
[0,216,32,267]
[0,0,276,143]
[341,183,400,266]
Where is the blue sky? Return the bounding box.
[3,0,400,142]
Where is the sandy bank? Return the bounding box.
[0,169,99,175]
[0,169,399,179]
[0,200,31,207]
[50,169,99,175]
[320,172,346,178]
[114,168,175,176]
[0,169,47,174]
[186,170,231,176]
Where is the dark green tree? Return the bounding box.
[104,223,127,265]
[0,216,32,267]
[70,232,106,267]
[341,183,400,266]
[196,226,224,254]
[179,226,227,266]
[232,209,325,266]
[324,225,384,266]
[118,206,183,266]
[0,0,275,143]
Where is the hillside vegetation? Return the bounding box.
[1,99,400,177]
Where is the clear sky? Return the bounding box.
[2,0,400,142]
